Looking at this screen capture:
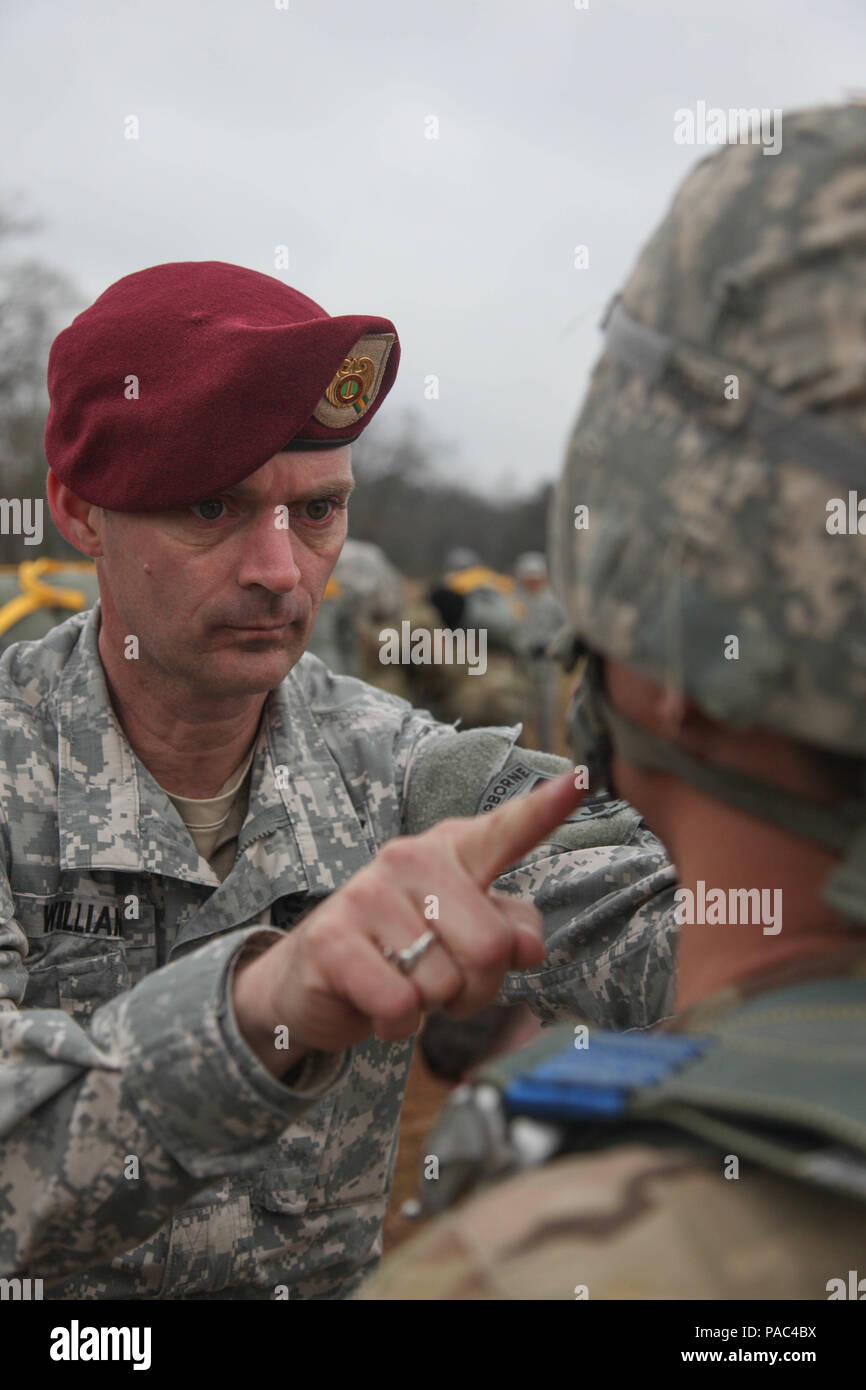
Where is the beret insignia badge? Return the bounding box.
[325,355,376,416]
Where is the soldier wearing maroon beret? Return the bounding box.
[44,260,401,694]
[0,260,676,1300]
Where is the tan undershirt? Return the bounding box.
[162,734,272,925]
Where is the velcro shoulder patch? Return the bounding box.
[479,760,551,812]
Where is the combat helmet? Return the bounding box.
[443,547,482,573]
[514,551,549,580]
[551,104,866,922]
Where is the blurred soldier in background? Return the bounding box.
[307,537,406,694]
[416,545,565,1082]
[360,103,866,1300]
[429,547,519,651]
[513,551,567,753]
[422,546,532,735]
[415,543,559,1079]
[342,539,407,693]
[302,572,353,674]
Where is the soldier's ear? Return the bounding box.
[45,470,105,558]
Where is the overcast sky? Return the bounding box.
[2,0,863,496]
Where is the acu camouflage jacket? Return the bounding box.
[0,604,677,1299]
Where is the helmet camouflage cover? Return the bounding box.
[552,104,866,760]
[552,104,866,922]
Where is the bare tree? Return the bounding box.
[351,411,551,579]
[0,203,81,560]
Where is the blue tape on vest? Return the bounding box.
[503,1031,713,1121]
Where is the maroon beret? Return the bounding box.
[45,260,400,511]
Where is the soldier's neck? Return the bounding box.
[97,625,267,800]
[669,796,862,1015]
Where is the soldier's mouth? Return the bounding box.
[229,623,291,631]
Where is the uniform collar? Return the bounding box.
[54,602,371,908]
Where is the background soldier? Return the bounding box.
[360,103,866,1300]
[423,546,532,734]
[429,546,520,653]
[307,536,405,689]
[513,551,567,753]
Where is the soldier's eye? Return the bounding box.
[191,499,225,521]
[304,499,335,522]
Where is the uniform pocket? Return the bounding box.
[24,941,131,1021]
[249,1089,339,1215]
[158,1187,255,1297]
[54,946,131,1022]
[16,891,135,1021]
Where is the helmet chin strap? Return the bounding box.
[598,694,866,927]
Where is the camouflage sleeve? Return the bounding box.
[0,905,350,1282]
[402,725,679,1029]
[496,825,678,1029]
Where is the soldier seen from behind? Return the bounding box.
[361,103,866,1301]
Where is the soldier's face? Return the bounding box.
[96,448,354,696]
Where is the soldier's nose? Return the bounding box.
[237,516,303,593]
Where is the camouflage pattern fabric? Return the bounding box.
[551,104,866,758]
[441,649,532,734]
[361,104,866,1302]
[335,539,404,619]
[360,969,866,1299]
[357,1138,866,1300]
[514,584,566,661]
[514,583,568,751]
[391,595,535,738]
[307,539,405,682]
[304,579,358,676]
[0,603,676,1298]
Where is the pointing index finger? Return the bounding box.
[456,770,585,887]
